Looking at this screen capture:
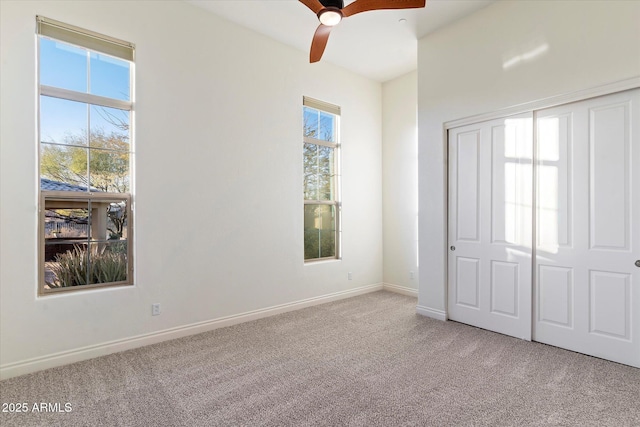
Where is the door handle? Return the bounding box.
[450,246,456,251]
[636,260,640,268]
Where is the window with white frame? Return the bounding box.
[37,16,134,294]
[303,97,341,261]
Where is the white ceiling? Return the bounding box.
[188,0,495,82]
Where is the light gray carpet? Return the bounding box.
[1,291,639,426]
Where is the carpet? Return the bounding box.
[1,291,639,426]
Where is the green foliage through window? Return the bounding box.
[304,205,336,259]
[46,244,127,288]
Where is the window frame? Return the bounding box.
[36,16,135,295]
[303,97,341,262]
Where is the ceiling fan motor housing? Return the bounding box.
[320,0,344,9]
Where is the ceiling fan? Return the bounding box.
[299,0,426,63]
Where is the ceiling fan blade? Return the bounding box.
[342,0,425,18]
[310,24,333,63]
[299,0,326,14]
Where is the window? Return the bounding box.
[37,16,134,294]
[303,97,341,261]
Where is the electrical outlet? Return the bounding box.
[410,271,415,280]
[348,272,353,280]
[152,303,161,316]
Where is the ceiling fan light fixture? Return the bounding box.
[318,8,342,26]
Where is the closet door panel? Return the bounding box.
[534,89,640,368]
[448,114,532,340]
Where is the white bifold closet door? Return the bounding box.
[448,89,640,367]
[448,113,533,341]
[534,89,640,367]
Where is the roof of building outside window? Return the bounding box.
[40,178,100,192]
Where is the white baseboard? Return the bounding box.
[0,283,384,380]
[382,283,418,297]
[416,305,447,321]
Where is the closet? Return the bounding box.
[447,88,640,367]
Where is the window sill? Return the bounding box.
[39,281,133,297]
[304,257,341,265]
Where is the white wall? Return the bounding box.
[0,0,382,377]
[382,71,418,290]
[417,0,640,317]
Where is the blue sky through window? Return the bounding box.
[303,106,335,142]
[39,37,131,143]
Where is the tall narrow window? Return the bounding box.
[303,97,341,261]
[37,16,134,294]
